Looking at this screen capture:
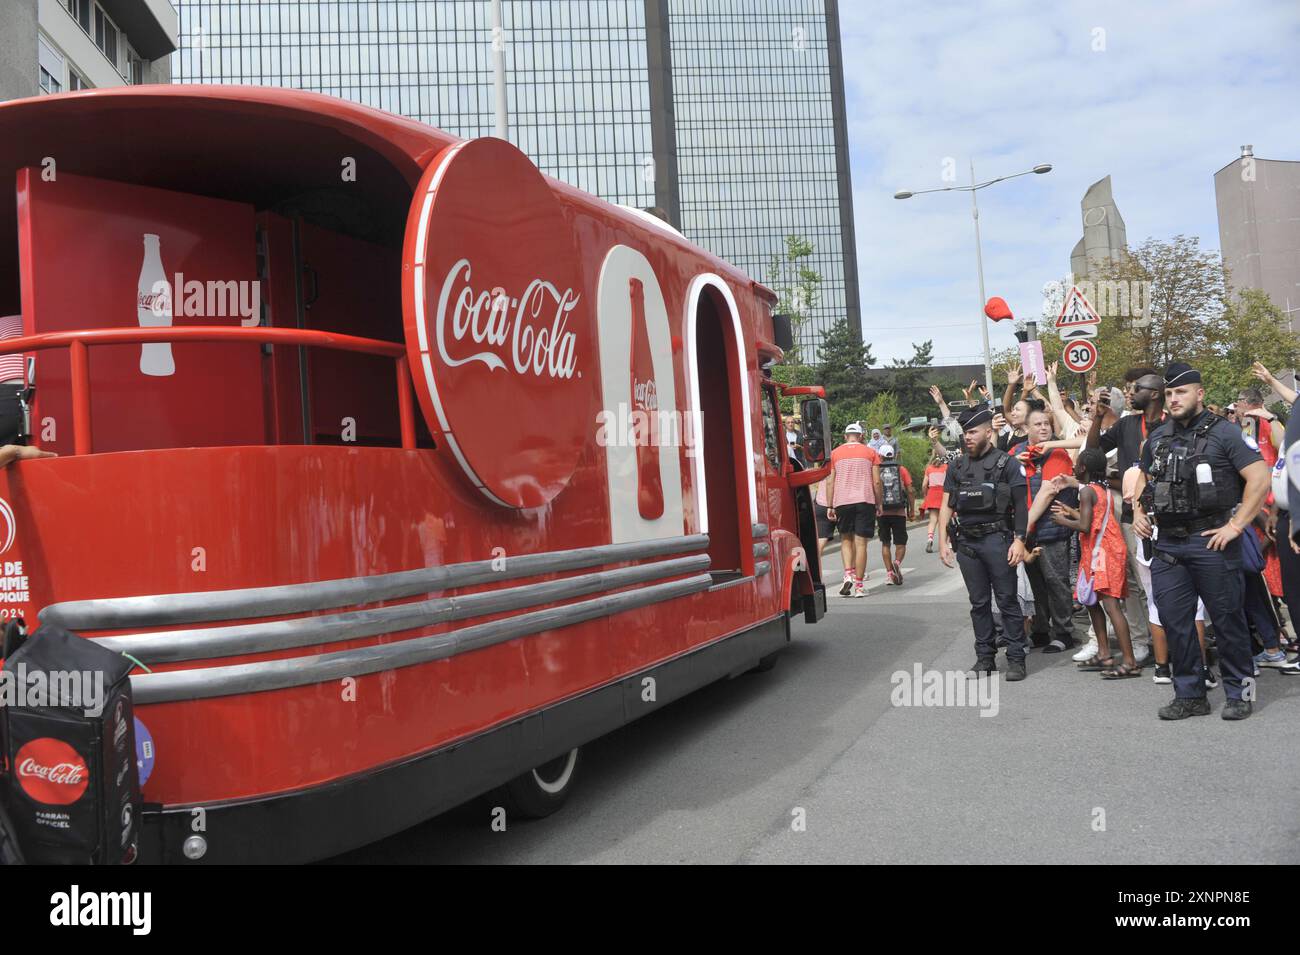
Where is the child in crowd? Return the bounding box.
[1030,448,1140,678]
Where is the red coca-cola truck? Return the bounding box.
[0,85,831,863]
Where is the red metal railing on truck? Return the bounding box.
[0,326,417,455]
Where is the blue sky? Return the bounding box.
[837,0,1300,365]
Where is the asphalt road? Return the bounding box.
[334,542,1300,864]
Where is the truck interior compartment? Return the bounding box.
[0,96,434,455]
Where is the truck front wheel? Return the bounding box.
[492,747,582,819]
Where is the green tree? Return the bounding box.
[816,317,874,406]
[767,234,823,363]
[1002,237,1232,395]
[770,362,818,415]
[1200,288,1300,407]
[868,340,943,422]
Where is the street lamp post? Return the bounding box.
[895,161,1053,401]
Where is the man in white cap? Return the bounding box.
[825,421,882,597]
[876,444,914,585]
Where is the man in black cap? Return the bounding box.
[937,406,1032,680]
[1133,362,1271,720]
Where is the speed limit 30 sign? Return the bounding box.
[1062,339,1098,373]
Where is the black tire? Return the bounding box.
[491,747,582,820]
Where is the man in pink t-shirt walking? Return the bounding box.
[825,421,883,597]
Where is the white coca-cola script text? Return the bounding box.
[435,259,580,378]
[19,758,86,786]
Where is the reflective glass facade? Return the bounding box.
[666,0,855,351]
[173,0,858,353]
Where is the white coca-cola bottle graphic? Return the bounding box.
[136,233,175,376]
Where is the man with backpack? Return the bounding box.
[877,445,914,586]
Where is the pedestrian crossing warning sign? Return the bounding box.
[1054,286,1101,338]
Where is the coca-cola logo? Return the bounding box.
[435,260,580,379]
[633,377,658,412]
[404,137,594,509]
[15,738,89,805]
[136,289,169,312]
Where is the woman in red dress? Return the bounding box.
[1048,448,1139,678]
[922,451,948,553]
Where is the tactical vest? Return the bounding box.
[1147,415,1242,523]
[879,461,905,508]
[952,448,1014,526]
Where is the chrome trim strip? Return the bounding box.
[753,542,771,559]
[708,574,754,593]
[751,523,769,538]
[130,574,714,704]
[41,534,710,629]
[94,555,710,664]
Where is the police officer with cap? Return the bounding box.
[1134,362,1271,720]
[937,405,1032,680]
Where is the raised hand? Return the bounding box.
[1051,501,1080,524]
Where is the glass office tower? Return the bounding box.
[173,0,858,353]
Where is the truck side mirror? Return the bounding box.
[799,397,830,465]
[772,313,794,352]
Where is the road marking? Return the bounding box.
[906,572,970,598]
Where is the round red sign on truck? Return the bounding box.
[1062,339,1098,373]
[402,138,595,509]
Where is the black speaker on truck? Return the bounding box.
[0,623,141,865]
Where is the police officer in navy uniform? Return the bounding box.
[937,406,1032,680]
[1134,363,1271,720]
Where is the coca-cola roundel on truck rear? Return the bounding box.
[402,137,596,509]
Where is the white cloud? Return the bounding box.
[839,0,1300,365]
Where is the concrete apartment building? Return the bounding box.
[1215,146,1300,329]
[0,0,177,103]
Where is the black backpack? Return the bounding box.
[879,461,905,508]
[1,623,141,865]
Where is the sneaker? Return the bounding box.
[1221,699,1253,721]
[1281,655,1300,675]
[852,581,866,598]
[1255,649,1299,671]
[838,573,854,597]
[925,538,934,553]
[889,565,903,586]
[1204,668,1220,691]
[1158,697,1211,720]
[1043,637,1075,654]
[1073,637,1099,662]
[1005,660,1027,681]
[968,657,997,676]
[1132,643,1152,667]
[1152,663,1172,685]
